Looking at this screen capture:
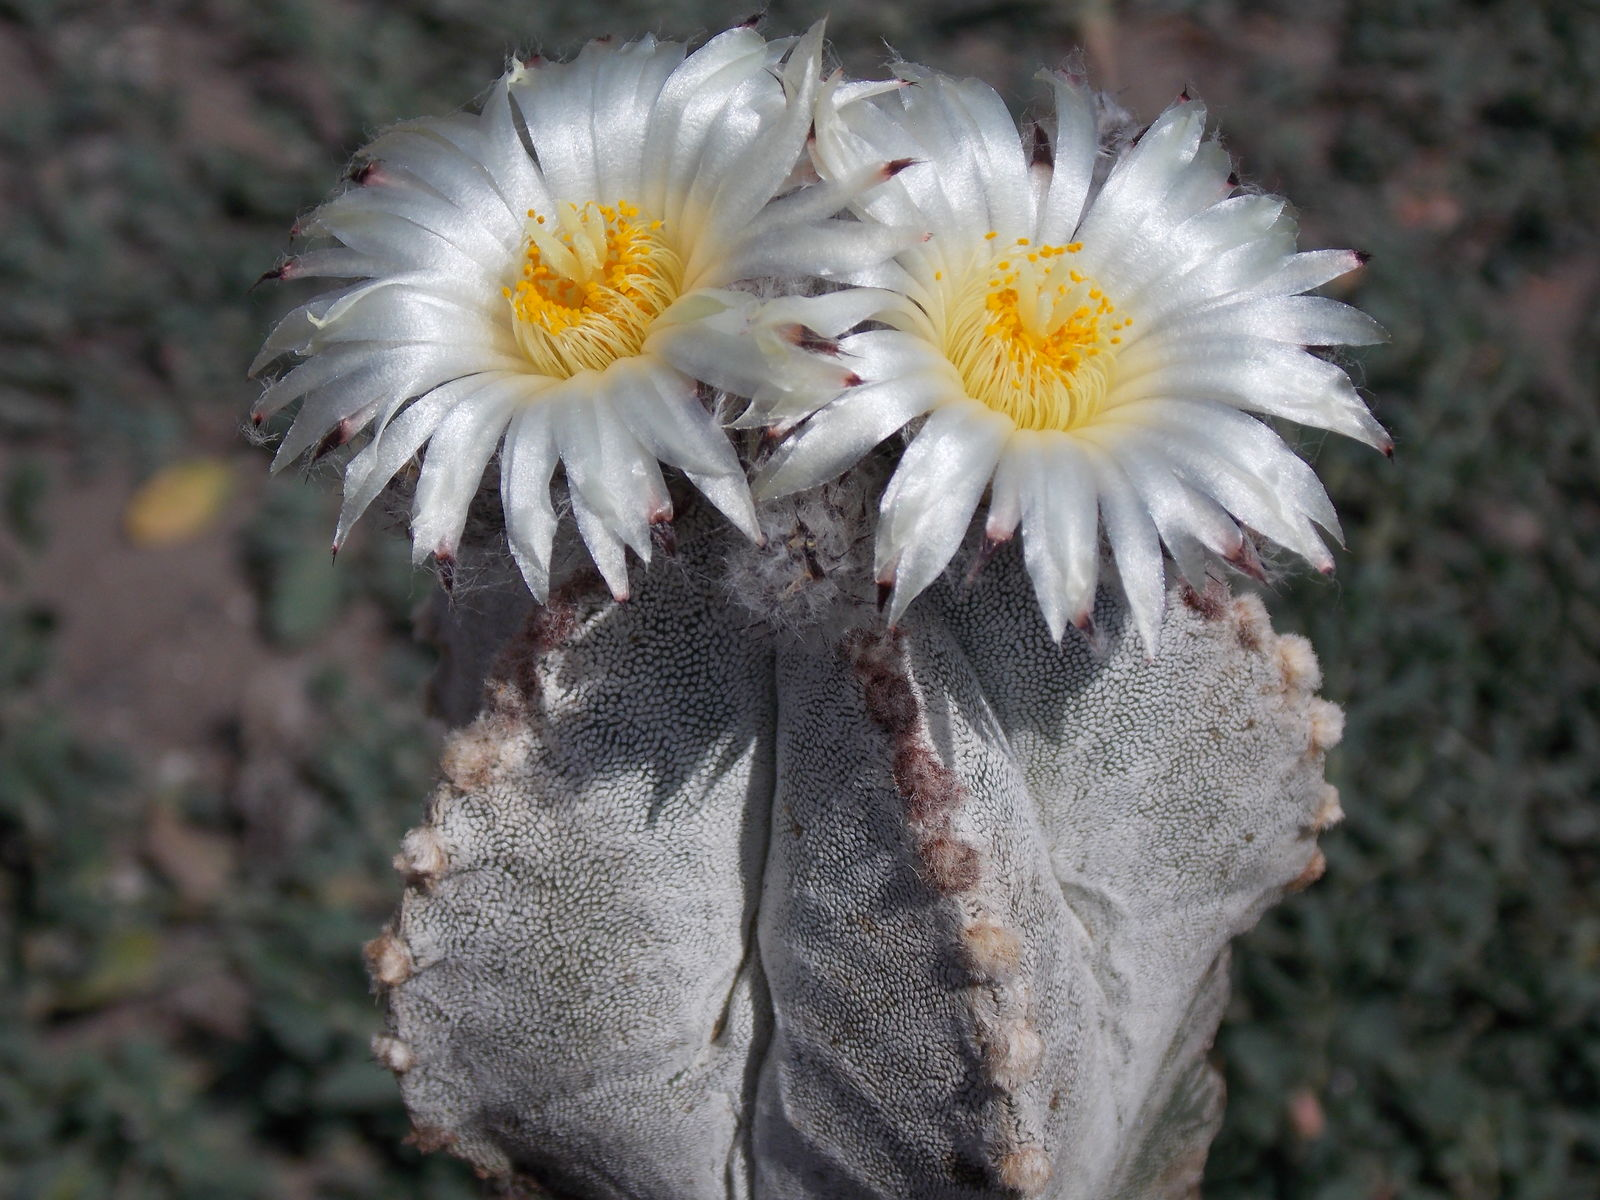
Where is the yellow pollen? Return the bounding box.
[941,239,1122,432]
[504,199,682,378]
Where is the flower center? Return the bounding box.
[503,200,683,378]
[942,236,1130,432]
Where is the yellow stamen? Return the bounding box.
[506,199,682,378]
[940,239,1122,431]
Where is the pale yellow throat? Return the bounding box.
[942,235,1130,432]
[504,200,683,378]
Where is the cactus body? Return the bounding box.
[370,514,1341,1199]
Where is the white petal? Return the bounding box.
[878,402,1011,623]
[644,27,772,226]
[1105,194,1285,301]
[1149,295,1388,348]
[741,159,902,244]
[340,159,519,254]
[474,76,556,226]
[1084,433,1243,585]
[756,289,907,340]
[1252,248,1368,298]
[275,247,385,282]
[305,207,492,280]
[500,404,560,601]
[1034,70,1098,245]
[755,374,943,499]
[1111,336,1389,450]
[511,36,678,202]
[250,291,348,376]
[1017,435,1101,637]
[1157,139,1234,226]
[270,345,525,468]
[1131,224,1301,326]
[1073,98,1206,258]
[588,37,688,202]
[645,290,856,409]
[567,483,631,601]
[335,373,523,549]
[555,392,670,564]
[686,24,823,277]
[1090,450,1165,657]
[717,220,929,286]
[1105,401,1337,568]
[305,283,513,353]
[606,359,756,542]
[408,381,523,562]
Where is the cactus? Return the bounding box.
[245,22,1376,1194]
[365,503,1342,1199]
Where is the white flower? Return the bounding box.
[756,66,1389,652]
[251,24,898,601]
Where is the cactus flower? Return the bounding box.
[756,66,1389,651]
[250,24,905,601]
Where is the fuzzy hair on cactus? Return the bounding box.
[251,22,1382,1200]
[369,508,1344,1199]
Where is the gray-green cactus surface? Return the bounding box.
[369,514,1341,1199]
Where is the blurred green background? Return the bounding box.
[1,0,1595,1196]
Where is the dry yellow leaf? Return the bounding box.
[123,457,235,547]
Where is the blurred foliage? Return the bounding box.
[0,0,1596,1196]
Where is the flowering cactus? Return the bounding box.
[253,21,1382,1198]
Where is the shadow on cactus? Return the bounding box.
[251,20,1384,1199]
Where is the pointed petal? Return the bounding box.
[408,380,524,562]
[334,372,529,547]
[1090,451,1166,657]
[878,402,1011,622]
[755,374,942,499]
[1035,70,1098,245]
[500,404,560,602]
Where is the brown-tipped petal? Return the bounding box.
[1030,123,1052,167]
[347,160,384,186]
[250,261,294,291]
[434,549,456,594]
[783,324,842,356]
[311,419,354,463]
[876,579,893,613]
[883,157,919,179]
[1228,535,1268,582]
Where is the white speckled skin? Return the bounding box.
[375,515,1339,1199]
